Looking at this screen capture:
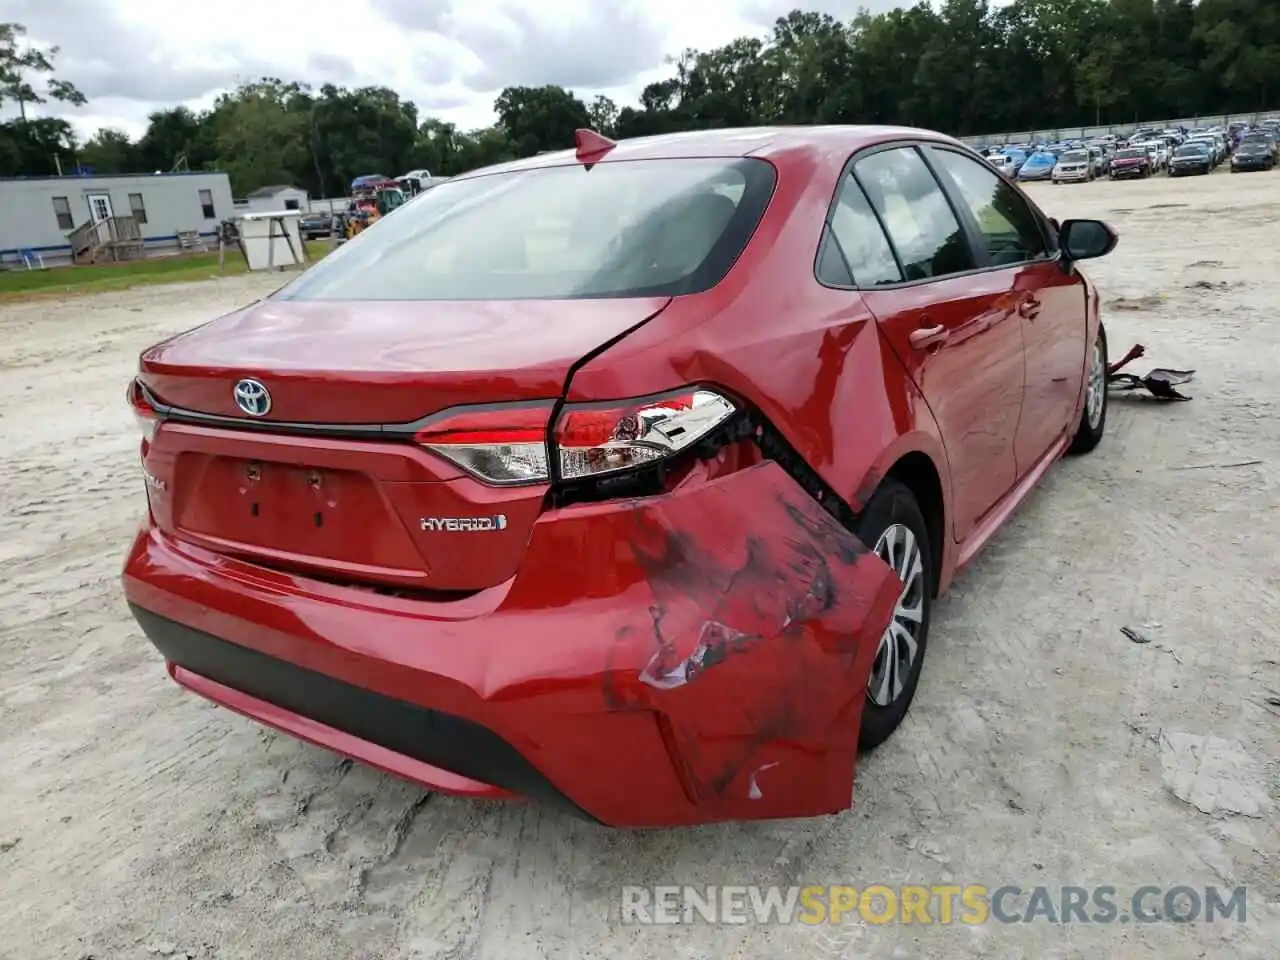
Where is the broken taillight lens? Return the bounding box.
[414,388,738,488]
[127,378,159,443]
[415,403,553,485]
[554,388,736,479]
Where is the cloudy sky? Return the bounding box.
[2,0,903,140]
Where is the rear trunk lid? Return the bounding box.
[140,298,668,424]
[139,297,670,593]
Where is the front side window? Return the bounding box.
[277,158,776,301]
[931,149,1046,266]
[853,147,974,282]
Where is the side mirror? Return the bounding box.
[1060,218,1118,261]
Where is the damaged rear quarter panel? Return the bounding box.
[504,461,900,825]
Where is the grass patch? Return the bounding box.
[0,240,337,301]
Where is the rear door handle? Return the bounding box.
[909,324,949,350]
[1017,297,1042,319]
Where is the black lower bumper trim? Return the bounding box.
[129,603,599,822]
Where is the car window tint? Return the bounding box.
[853,147,974,282]
[931,149,1047,266]
[820,173,902,287]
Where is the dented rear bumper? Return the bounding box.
[123,461,900,827]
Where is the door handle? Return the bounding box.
[909,324,949,350]
[1017,297,1042,320]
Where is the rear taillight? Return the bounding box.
[127,379,159,443]
[555,389,735,479]
[415,403,553,485]
[414,387,738,489]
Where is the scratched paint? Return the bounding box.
[589,461,901,822]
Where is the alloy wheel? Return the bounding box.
[1085,335,1106,430]
[867,523,926,707]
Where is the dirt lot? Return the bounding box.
[2,170,1278,960]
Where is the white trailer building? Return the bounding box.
[0,171,234,268]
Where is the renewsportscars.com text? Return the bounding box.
[621,884,1248,926]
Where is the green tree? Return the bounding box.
[77,127,137,174]
[0,116,77,176]
[0,23,86,122]
[204,79,310,195]
[136,106,207,173]
[10,3,1280,181]
[587,95,619,136]
[494,85,590,155]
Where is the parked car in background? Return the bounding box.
[120,124,1118,827]
[1241,131,1279,163]
[1053,149,1094,183]
[1003,148,1029,176]
[1108,147,1152,180]
[1169,141,1213,176]
[1186,133,1224,165]
[1087,146,1109,177]
[1131,140,1169,171]
[1017,151,1058,181]
[989,153,1018,176]
[1231,138,1276,172]
[299,212,335,241]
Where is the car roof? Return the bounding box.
[447,125,970,181]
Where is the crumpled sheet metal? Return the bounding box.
[595,461,902,821]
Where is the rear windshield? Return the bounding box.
[276,158,776,301]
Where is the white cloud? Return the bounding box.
[3,0,908,140]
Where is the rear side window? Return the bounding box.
[818,173,902,287]
[276,158,776,301]
[930,149,1047,265]
[853,147,974,281]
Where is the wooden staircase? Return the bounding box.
[70,216,146,265]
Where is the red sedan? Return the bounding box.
[123,126,1117,827]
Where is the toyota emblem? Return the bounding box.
[233,378,271,417]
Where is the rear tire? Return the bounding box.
[856,481,934,751]
[1068,323,1108,455]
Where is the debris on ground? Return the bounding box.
[1170,459,1262,471]
[1159,731,1273,818]
[1121,623,1182,661]
[1108,343,1195,400]
[1121,625,1152,644]
[1108,295,1166,311]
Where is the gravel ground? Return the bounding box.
[1,169,1277,960]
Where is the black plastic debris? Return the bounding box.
[1107,344,1195,400]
